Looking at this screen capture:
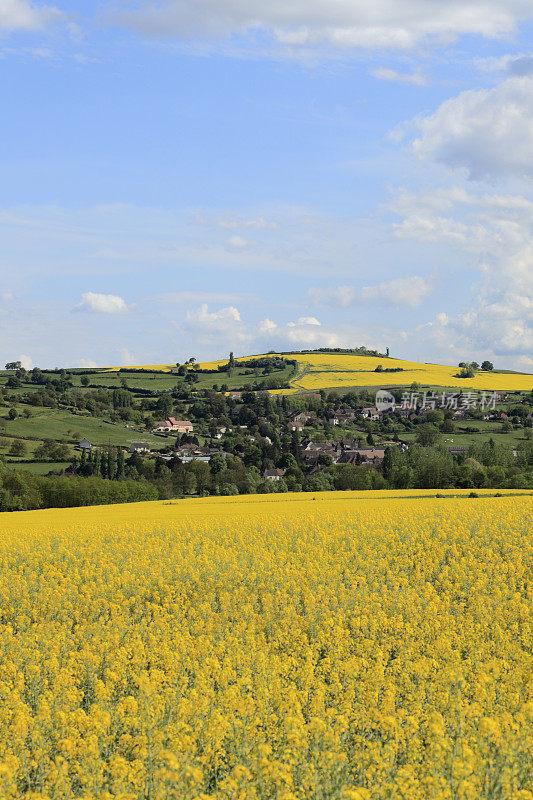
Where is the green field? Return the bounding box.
[66,363,295,392]
[0,407,166,448]
[7,461,72,475]
[0,362,295,396]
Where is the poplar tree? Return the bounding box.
[116,447,125,480]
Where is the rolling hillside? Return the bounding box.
[107,351,533,393]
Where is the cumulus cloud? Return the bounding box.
[288,316,321,326]
[105,0,533,52]
[423,291,533,362]
[18,354,33,369]
[360,275,433,308]
[413,76,533,181]
[308,276,433,309]
[392,186,533,363]
[225,235,248,249]
[477,54,533,76]
[0,292,14,301]
[79,358,98,368]
[185,303,241,326]
[284,327,337,346]
[182,304,250,349]
[0,0,62,32]
[267,319,388,351]
[391,186,533,256]
[118,348,136,366]
[76,292,131,314]
[256,315,353,349]
[371,67,428,85]
[258,318,277,334]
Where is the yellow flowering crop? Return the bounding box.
[107,352,533,392]
[0,490,531,799]
[282,353,533,393]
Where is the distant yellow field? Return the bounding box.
[284,352,533,393]
[3,487,532,534]
[0,491,531,799]
[107,352,533,393]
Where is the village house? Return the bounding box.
[129,442,151,453]
[78,438,92,450]
[287,420,305,432]
[290,411,316,425]
[153,417,193,433]
[338,448,386,467]
[263,468,286,481]
[361,407,380,421]
[301,441,340,465]
[339,438,363,451]
[228,391,243,401]
[213,426,227,439]
[326,408,353,425]
[176,443,203,457]
[447,446,470,457]
[175,445,220,463]
[356,448,386,463]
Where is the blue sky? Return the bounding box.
[0,1,532,369]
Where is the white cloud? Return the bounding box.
[413,76,533,181]
[18,354,33,369]
[258,318,277,334]
[423,291,533,361]
[296,316,321,326]
[391,186,533,259]
[476,54,533,76]
[371,67,428,85]
[118,348,136,366]
[226,235,248,249]
[0,0,61,32]
[392,185,533,363]
[180,304,252,352]
[105,0,533,52]
[360,275,433,308]
[284,324,339,347]
[258,316,358,349]
[76,292,131,314]
[79,358,98,368]
[186,303,241,326]
[309,276,433,309]
[0,292,14,301]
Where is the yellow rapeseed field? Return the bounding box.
[287,353,533,393]
[0,490,532,799]
[107,353,533,393]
